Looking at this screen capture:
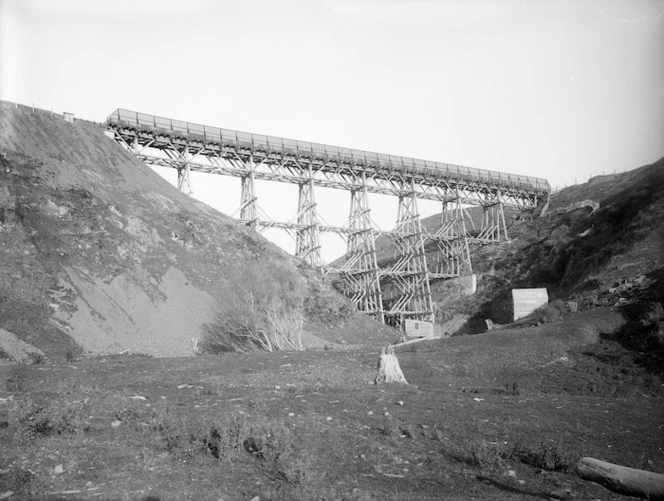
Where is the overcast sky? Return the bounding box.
[2,0,663,262]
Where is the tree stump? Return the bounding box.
[375,346,408,385]
[577,457,664,500]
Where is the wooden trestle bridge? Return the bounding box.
[106,109,550,326]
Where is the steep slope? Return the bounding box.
[427,160,664,331]
[0,102,393,359]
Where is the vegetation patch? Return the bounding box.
[8,396,91,440]
[470,439,579,473]
[201,261,307,353]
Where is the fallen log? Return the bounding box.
[577,457,664,500]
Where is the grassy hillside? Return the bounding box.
[0,102,395,360]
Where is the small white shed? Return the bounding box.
[404,319,434,338]
[511,288,548,321]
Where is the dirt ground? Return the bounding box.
[1,307,662,501]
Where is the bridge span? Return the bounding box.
[106,109,550,326]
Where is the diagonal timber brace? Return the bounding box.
[382,187,434,326]
[335,176,384,322]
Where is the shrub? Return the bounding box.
[470,440,505,471]
[9,396,91,440]
[517,299,568,326]
[147,403,198,455]
[203,414,250,460]
[112,397,148,428]
[0,465,36,495]
[65,347,78,363]
[26,352,46,365]
[505,440,578,472]
[5,365,29,392]
[203,414,294,466]
[379,416,414,439]
[147,405,304,484]
[469,439,578,473]
[641,302,664,348]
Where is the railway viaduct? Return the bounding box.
[106,109,550,326]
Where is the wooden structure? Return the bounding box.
[106,109,550,327]
[511,288,548,321]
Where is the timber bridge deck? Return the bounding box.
[107,109,550,326]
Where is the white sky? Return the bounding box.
[2,0,663,262]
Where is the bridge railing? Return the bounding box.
[107,109,550,194]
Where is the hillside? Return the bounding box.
[363,160,664,335]
[0,104,662,501]
[0,102,395,360]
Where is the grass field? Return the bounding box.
[1,307,662,501]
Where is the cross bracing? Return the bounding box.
[106,109,551,327]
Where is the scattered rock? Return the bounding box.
[111,420,122,428]
[53,464,64,475]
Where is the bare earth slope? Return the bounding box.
[0,103,392,359]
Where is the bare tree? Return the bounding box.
[201,260,307,354]
[264,304,304,351]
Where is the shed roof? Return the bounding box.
[511,288,548,301]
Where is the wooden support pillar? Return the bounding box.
[177,145,192,195]
[295,164,321,267]
[240,155,258,230]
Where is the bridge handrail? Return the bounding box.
[107,109,551,193]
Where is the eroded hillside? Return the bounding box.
[0,103,394,360]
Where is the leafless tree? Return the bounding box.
[202,260,307,353]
